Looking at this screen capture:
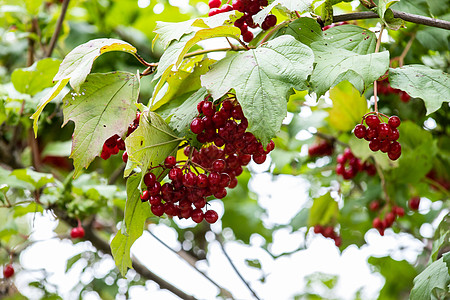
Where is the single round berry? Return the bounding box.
[3,264,14,278]
[354,124,367,139]
[191,118,205,134]
[377,123,391,140]
[205,210,219,223]
[202,101,215,117]
[242,30,254,43]
[140,190,150,202]
[313,225,323,234]
[70,226,85,239]
[122,151,128,163]
[394,206,405,217]
[208,0,221,9]
[164,156,177,168]
[232,0,245,11]
[365,115,380,128]
[388,115,401,128]
[151,203,165,216]
[253,154,266,164]
[191,209,204,223]
[369,201,380,211]
[372,217,383,230]
[212,159,226,172]
[388,151,401,161]
[409,196,420,210]
[369,139,381,152]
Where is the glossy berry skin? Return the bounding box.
[388,115,401,128]
[191,209,204,223]
[70,226,85,239]
[190,118,205,134]
[409,196,420,210]
[377,123,391,140]
[164,156,176,168]
[365,115,380,128]
[242,30,254,43]
[151,203,165,216]
[204,210,219,223]
[354,124,367,139]
[208,0,221,8]
[232,0,244,11]
[144,172,156,187]
[3,264,14,278]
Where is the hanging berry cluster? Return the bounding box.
[313,225,342,247]
[308,140,334,158]
[353,114,402,161]
[208,0,277,43]
[140,96,275,224]
[100,112,141,162]
[335,148,376,180]
[370,201,405,236]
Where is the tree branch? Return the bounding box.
[46,0,70,57]
[216,234,261,300]
[333,10,450,30]
[49,206,198,300]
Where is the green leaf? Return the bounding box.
[368,256,417,300]
[124,111,181,179]
[65,253,83,273]
[310,42,389,97]
[62,72,140,178]
[111,174,151,277]
[245,259,262,269]
[10,168,54,190]
[152,26,241,103]
[431,213,450,261]
[13,202,43,217]
[290,208,310,231]
[201,35,314,145]
[153,11,238,49]
[349,137,396,170]
[388,65,450,115]
[391,121,437,184]
[273,17,322,47]
[31,78,69,137]
[11,58,61,96]
[253,0,313,25]
[321,25,377,54]
[307,192,338,227]
[410,253,450,300]
[377,0,403,30]
[53,38,137,92]
[327,81,369,132]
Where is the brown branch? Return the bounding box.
[46,0,70,57]
[333,10,450,30]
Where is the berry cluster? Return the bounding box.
[70,225,85,239]
[208,0,276,43]
[3,264,14,278]
[140,97,275,224]
[371,205,405,236]
[353,114,402,161]
[313,225,342,247]
[308,140,334,158]
[335,148,376,180]
[378,78,411,103]
[100,112,141,162]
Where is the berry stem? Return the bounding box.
[259,19,291,45]
[373,24,385,114]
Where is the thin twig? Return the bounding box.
[148,229,235,299]
[46,0,70,57]
[333,10,450,30]
[314,132,348,147]
[398,33,416,67]
[216,234,261,300]
[259,19,291,45]
[373,24,385,113]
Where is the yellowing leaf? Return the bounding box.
[53,38,137,92]
[328,81,368,131]
[30,78,69,137]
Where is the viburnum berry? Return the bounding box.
[208,0,221,9]
[204,210,219,223]
[409,196,420,210]
[354,124,367,139]
[365,115,380,128]
[3,264,14,278]
[70,226,85,239]
[164,156,177,168]
[388,115,401,128]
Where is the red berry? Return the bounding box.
[242,30,254,43]
[385,212,396,227]
[3,264,14,278]
[191,118,205,134]
[253,154,266,164]
[388,151,401,161]
[221,4,233,12]
[208,8,220,16]
[409,196,420,210]
[380,140,391,153]
[261,14,277,30]
[191,209,204,223]
[209,0,221,9]
[377,123,391,140]
[212,159,226,172]
[232,0,244,11]
[140,190,150,202]
[164,156,177,168]
[365,115,380,128]
[366,127,378,140]
[205,210,219,223]
[122,151,128,163]
[354,124,367,139]
[70,226,85,239]
[313,225,323,234]
[334,236,342,247]
[369,139,381,152]
[369,201,380,211]
[202,101,215,117]
[394,206,405,217]
[169,167,183,181]
[388,116,401,128]
[372,217,383,229]
[144,172,156,187]
[151,203,165,216]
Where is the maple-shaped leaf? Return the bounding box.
[201,35,314,145]
[62,72,140,178]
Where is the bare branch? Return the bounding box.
[46,0,70,57]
